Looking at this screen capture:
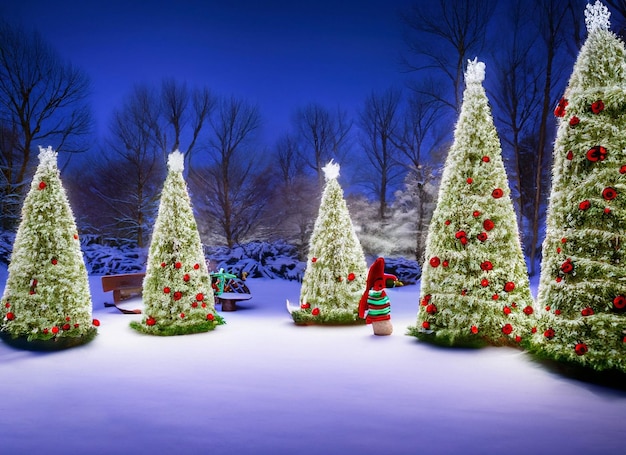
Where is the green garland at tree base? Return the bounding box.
[0,328,97,351]
[407,325,491,349]
[291,309,366,326]
[130,316,225,336]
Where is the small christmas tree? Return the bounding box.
[131,151,224,336]
[531,1,626,373]
[1,146,98,349]
[290,161,368,325]
[408,59,534,347]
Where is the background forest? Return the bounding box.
[3,0,626,277]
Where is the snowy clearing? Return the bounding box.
[1,266,625,454]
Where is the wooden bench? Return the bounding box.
[101,273,146,304]
[216,292,252,311]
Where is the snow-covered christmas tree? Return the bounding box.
[290,161,368,325]
[131,151,224,336]
[1,146,98,349]
[408,59,534,347]
[531,1,626,373]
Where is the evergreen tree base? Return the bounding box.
[130,317,225,336]
[291,309,365,326]
[407,325,492,349]
[0,328,97,351]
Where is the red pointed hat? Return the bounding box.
[360,258,385,318]
[366,257,385,290]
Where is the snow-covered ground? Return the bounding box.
[1,264,625,455]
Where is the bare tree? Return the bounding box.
[87,85,165,247]
[491,0,543,232]
[157,78,215,166]
[294,103,352,187]
[358,88,405,219]
[400,0,497,114]
[0,21,91,229]
[394,90,444,261]
[191,96,267,248]
[526,0,582,275]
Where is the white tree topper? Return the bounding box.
[38,146,57,171]
[465,58,485,85]
[585,0,610,33]
[322,159,340,180]
[168,150,185,172]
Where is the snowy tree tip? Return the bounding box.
[322,160,340,180]
[168,150,185,172]
[38,146,58,170]
[585,1,610,33]
[465,58,485,84]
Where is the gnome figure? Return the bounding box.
[359,257,398,336]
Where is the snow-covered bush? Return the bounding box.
[382,257,421,285]
[80,235,147,275]
[206,240,305,281]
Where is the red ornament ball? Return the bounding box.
[566,150,573,160]
[581,307,594,316]
[560,259,573,274]
[569,116,580,126]
[554,97,568,117]
[579,200,591,210]
[481,156,490,163]
[602,187,617,201]
[422,321,430,329]
[466,177,473,184]
[444,220,451,225]
[207,313,215,321]
[470,325,479,334]
[523,306,534,315]
[163,287,171,294]
[92,319,101,327]
[6,312,15,320]
[442,260,449,267]
[175,262,182,269]
[183,274,190,282]
[62,323,70,331]
[591,100,605,114]
[51,258,58,265]
[161,262,166,268]
[473,211,480,217]
[481,278,489,287]
[492,188,504,199]
[52,326,59,334]
[146,317,156,326]
[544,328,555,339]
[575,343,588,356]
[555,309,562,315]
[173,291,183,301]
[347,272,356,281]
[586,146,607,162]
[483,219,495,231]
[196,293,204,301]
[613,295,626,311]
[426,303,437,315]
[477,232,488,242]
[194,263,200,270]
[480,261,493,271]
[191,302,198,308]
[502,324,513,335]
[492,294,499,301]
[503,306,511,315]
[455,230,466,239]
[620,165,626,174]
[604,207,611,214]
[180,313,185,318]
[312,308,320,316]
[504,282,515,292]
[429,257,441,268]
[38,181,46,190]
[301,302,311,309]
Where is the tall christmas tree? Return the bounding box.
[131,151,224,336]
[531,1,626,373]
[408,59,534,347]
[290,161,368,325]
[1,146,98,349]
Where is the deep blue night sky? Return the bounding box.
[3,0,414,142]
